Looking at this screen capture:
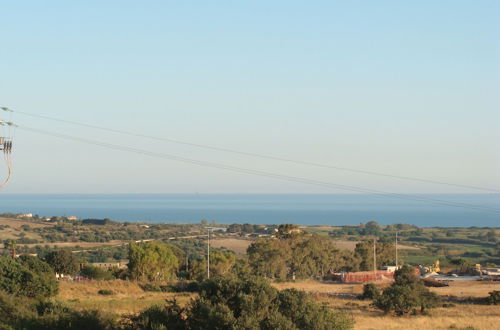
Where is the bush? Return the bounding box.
[140,283,162,292]
[362,283,380,300]
[44,250,79,275]
[0,256,58,298]
[80,265,114,280]
[97,289,114,296]
[131,276,354,329]
[0,293,117,330]
[487,290,499,305]
[374,265,438,316]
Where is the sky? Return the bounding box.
[0,1,498,194]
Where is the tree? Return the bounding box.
[248,233,347,280]
[128,241,178,281]
[209,250,236,277]
[354,241,395,271]
[247,238,291,280]
[131,276,354,329]
[80,265,114,280]
[362,221,380,236]
[276,224,301,239]
[4,239,17,258]
[45,250,79,275]
[374,265,438,316]
[0,256,58,298]
[187,251,236,281]
[362,283,380,300]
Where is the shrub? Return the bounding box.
[97,289,114,296]
[0,293,117,330]
[44,250,79,275]
[80,265,114,280]
[362,283,380,300]
[132,276,354,329]
[374,265,438,316]
[487,290,499,305]
[0,256,58,298]
[140,283,162,292]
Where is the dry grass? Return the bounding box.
[429,280,500,298]
[332,239,419,251]
[273,280,366,295]
[274,280,500,329]
[58,280,195,315]
[0,217,47,241]
[24,240,128,249]
[57,279,500,328]
[347,302,500,330]
[0,217,55,229]
[210,238,253,254]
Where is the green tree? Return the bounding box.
[276,224,301,239]
[45,250,79,275]
[362,283,380,300]
[131,276,353,329]
[0,256,58,298]
[80,265,114,280]
[354,241,395,271]
[248,233,347,280]
[128,241,179,281]
[247,238,291,280]
[374,265,438,316]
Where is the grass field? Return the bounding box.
[208,237,418,255]
[275,280,500,329]
[332,240,419,252]
[209,238,253,254]
[58,280,195,315]
[0,217,48,242]
[58,279,500,329]
[0,217,55,229]
[339,299,499,330]
[24,240,129,249]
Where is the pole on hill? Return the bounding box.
[395,231,398,268]
[204,226,227,280]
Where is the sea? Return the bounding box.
[0,194,498,227]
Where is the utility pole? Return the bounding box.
[373,237,377,275]
[395,231,398,268]
[207,228,210,279]
[204,227,226,280]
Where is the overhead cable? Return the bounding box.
[9,109,500,193]
[18,125,500,214]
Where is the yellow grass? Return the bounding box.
[274,280,500,329]
[0,217,55,229]
[210,238,253,254]
[352,307,500,330]
[57,279,500,328]
[25,240,129,249]
[273,280,365,295]
[332,239,419,251]
[58,280,195,315]
[0,217,47,241]
[429,280,500,298]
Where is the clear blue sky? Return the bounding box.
[1,1,498,193]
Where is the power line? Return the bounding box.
[10,109,500,193]
[18,125,500,214]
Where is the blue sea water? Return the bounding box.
[0,194,498,227]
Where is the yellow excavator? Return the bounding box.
[428,260,440,273]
